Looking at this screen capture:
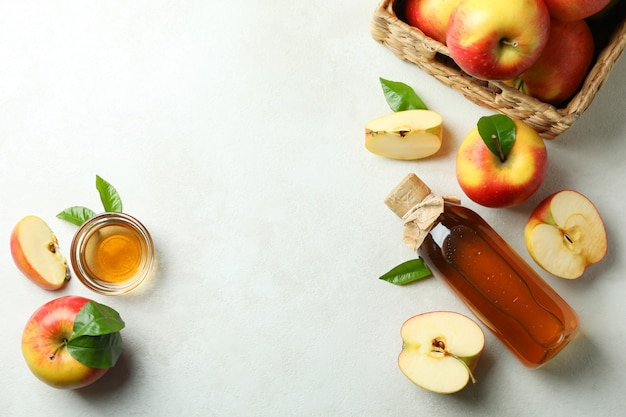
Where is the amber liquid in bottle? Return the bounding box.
[387,174,579,368]
[83,224,144,284]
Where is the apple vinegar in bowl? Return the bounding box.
[70,212,155,295]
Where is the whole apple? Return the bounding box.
[403,0,461,44]
[456,117,547,208]
[511,19,595,105]
[22,296,122,389]
[543,0,612,21]
[446,0,550,80]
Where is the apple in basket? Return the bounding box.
[446,0,550,80]
[542,0,612,21]
[509,18,595,105]
[403,0,461,44]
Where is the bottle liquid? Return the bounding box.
[385,174,578,368]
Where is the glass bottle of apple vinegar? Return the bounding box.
[385,174,579,368]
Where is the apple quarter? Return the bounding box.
[365,110,443,160]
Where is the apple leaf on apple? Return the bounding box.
[71,300,126,339]
[57,175,123,226]
[477,114,516,162]
[379,77,428,112]
[66,301,126,369]
[379,258,432,285]
[67,333,124,369]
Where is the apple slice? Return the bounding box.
[525,190,607,279]
[10,215,70,290]
[365,110,443,160]
[398,311,485,394]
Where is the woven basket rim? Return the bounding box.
[370,0,626,138]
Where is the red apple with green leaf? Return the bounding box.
[510,19,595,105]
[456,115,547,208]
[446,0,550,80]
[21,296,125,389]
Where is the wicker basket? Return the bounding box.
[370,0,626,139]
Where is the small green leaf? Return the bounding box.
[380,77,428,112]
[67,332,124,369]
[477,114,516,162]
[71,301,126,339]
[56,206,96,226]
[379,258,432,285]
[96,175,122,212]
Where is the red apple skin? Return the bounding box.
[513,19,595,105]
[22,296,110,389]
[446,0,550,81]
[543,0,612,21]
[456,119,548,208]
[404,0,461,44]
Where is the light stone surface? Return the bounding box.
[1,1,625,416]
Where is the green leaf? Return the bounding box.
[67,301,126,369]
[476,114,516,162]
[56,206,96,226]
[71,301,126,339]
[379,258,432,285]
[96,175,122,212]
[380,77,428,112]
[67,333,124,369]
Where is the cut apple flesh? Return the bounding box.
[365,110,443,160]
[525,190,607,279]
[398,311,484,394]
[11,215,70,290]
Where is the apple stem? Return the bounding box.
[432,339,477,385]
[491,134,506,162]
[49,340,68,361]
[501,38,519,48]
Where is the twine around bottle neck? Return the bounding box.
[401,193,459,251]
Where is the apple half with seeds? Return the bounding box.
[365,110,443,160]
[525,190,608,279]
[10,215,70,290]
[398,311,485,394]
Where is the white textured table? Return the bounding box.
[1,1,625,416]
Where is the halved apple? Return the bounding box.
[10,215,70,290]
[525,190,607,279]
[365,110,443,160]
[398,311,485,394]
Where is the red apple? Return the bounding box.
[10,215,70,290]
[511,19,595,105]
[446,0,550,80]
[21,296,123,389]
[543,0,612,21]
[456,116,547,208]
[403,0,461,44]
